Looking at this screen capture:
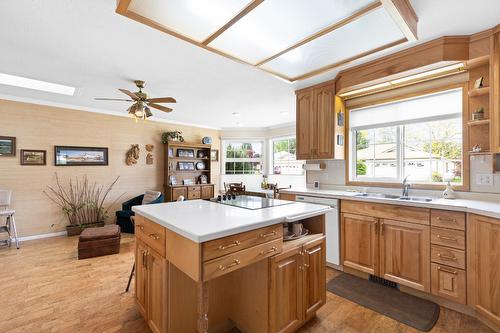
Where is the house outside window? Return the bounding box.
[350,88,463,185]
[223,141,263,174]
[271,137,304,175]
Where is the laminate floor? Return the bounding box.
[0,235,493,333]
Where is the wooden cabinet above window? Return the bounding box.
[296,82,345,160]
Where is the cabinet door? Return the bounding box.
[379,219,430,292]
[314,85,334,159]
[341,213,379,275]
[171,187,187,202]
[431,263,466,304]
[147,248,167,333]
[468,214,500,326]
[201,185,213,199]
[296,90,315,160]
[303,237,326,320]
[269,247,303,333]
[135,239,148,317]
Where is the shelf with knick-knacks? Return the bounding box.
[164,141,214,202]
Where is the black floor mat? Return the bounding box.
[327,273,440,332]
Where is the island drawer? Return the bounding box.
[202,224,283,261]
[203,238,282,281]
[431,227,465,250]
[430,210,465,230]
[135,216,166,257]
[431,245,465,269]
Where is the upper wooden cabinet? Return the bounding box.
[296,82,344,160]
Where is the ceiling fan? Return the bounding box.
[95,80,176,121]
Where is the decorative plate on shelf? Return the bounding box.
[196,161,206,170]
[197,150,206,158]
[202,136,212,144]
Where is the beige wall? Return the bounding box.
[0,99,220,237]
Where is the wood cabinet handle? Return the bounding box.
[260,231,277,238]
[142,250,148,269]
[217,259,240,271]
[260,246,278,255]
[137,225,144,231]
[436,234,457,242]
[218,241,240,250]
[436,217,457,223]
[437,266,457,275]
[149,233,160,240]
[380,222,384,236]
[437,253,457,261]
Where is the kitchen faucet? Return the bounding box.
[402,175,411,197]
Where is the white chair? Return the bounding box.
[0,190,19,249]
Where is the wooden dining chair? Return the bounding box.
[224,182,246,195]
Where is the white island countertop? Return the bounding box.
[132,199,331,243]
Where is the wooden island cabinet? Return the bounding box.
[132,201,329,333]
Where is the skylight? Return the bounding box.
[0,73,76,96]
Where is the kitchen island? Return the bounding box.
[132,197,331,333]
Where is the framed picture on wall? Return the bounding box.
[20,149,46,165]
[54,146,108,166]
[210,149,219,162]
[0,136,16,157]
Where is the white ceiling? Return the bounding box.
[0,0,499,129]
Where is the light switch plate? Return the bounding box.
[476,174,494,186]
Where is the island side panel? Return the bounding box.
[165,227,202,282]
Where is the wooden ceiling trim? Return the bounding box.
[202,0,264,45]
[380,0,418,41]
[255,1,382,67]
[290,38,407,82]
[336,36,470,93]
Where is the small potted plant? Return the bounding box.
[161,131,185,143]
[44,173,123,236]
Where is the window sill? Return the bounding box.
[347,180,467,191]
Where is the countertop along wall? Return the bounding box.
[0,99,220,237]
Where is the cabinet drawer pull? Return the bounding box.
[218,241,240,250]
[217,259,240,271]
[149,233,160,240]
[137,225,144,231]
[304,263,310,268]
[437,217,457,223]
[437,253,457,261]
[260,246,277,255]
[260,231,277,238]
[436,234,457,242]
[437,266,457,275]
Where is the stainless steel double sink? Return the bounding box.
[354,193,433,202]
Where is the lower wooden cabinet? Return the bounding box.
[341,213,378,275]
[468,214,500,326]
[135,238,167,333]
[431,263,466,304]
[166,184,214,201]
[380,219,430,292]
[269,237,326,333]
[341,209,430,292]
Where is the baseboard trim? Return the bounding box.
[18,231,67,242]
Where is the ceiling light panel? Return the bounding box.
[0,73,75,96]
[261,8,405,79]
[208,0,375,65]
[128,0,252,42]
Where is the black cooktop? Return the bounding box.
[208,195,294,210]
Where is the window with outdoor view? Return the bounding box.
[224,141,263,174]
[350,88,463,185]
[272,137,304,175]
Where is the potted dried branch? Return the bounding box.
[44,173,123,236]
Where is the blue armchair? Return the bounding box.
[116,191,164,233]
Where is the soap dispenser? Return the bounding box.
[443,181,455,199]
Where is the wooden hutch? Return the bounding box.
[164,141,214,202]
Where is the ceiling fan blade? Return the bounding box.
[146,97,177,104]
[94,98,134,101]
[118,89,139,100]
[148,103,173,113]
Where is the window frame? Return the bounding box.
[222,139,265,175]
[269,135,304,176]
[346,83,469,191]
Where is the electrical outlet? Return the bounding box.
[476,174,494,186]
